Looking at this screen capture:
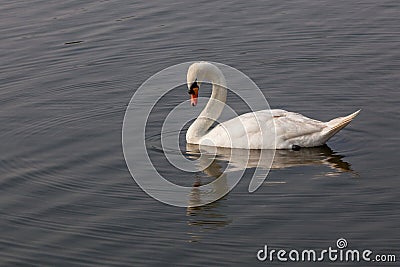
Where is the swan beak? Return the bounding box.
[190,87,198,106]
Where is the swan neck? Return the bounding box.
[187,75,227,143]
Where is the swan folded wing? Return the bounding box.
[201,110,326,149]
[200,111,274,148]
[273,110,326,141]
[203,116,254,147]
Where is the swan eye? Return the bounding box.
[188,80,199,95]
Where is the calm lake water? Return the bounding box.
[1,0,399,266]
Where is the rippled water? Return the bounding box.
[1,0,399,266]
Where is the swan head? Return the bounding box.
[187,62,226,107]
[187,62,205,107]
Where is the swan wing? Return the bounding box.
[199,110,274,149]
[200,109,326,149]
[199,109,358,149]
[273,109,360,148]
[272,110,326,140]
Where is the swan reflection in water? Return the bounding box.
[186,143,352,173]
[185,143,353,241]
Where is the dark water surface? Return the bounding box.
[1,0,399,266]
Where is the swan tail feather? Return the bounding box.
[323,110,360,140]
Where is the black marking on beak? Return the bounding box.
[188,79,198,95]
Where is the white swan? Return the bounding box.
[186,62,360,149]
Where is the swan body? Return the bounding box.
[186,62,359,149]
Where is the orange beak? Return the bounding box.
[190,87,198,106]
